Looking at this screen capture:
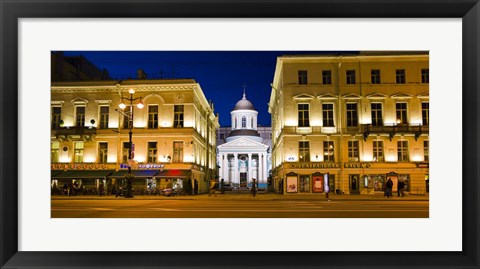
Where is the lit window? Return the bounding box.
[123,105,131,129]
[148,106,158,129]
[371,103,383,126]
[299,141,310,162]
[98,142,108,163]
[173,141,184,163]
[74,141,84,163]
[51,142,59,163]
[148,142,157,163]
[422,102,429,126]
[323,141,334,162]
[174,105,184,128]
[76,106,85,127]
[348,140,359,161]
[373,141,384,162]
[424,140,429,162]
[396,103,408,125]
[397,141,409,162]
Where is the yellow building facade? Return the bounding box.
[51,79,218,194]
[269,53,429,195]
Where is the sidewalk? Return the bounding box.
[52,192,429,201]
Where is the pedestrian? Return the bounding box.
[99,182,104,197]
[220,178,225,194]
[194,179,198,195]
[115,186,122,198]
[208,179,217,197]
[386,178,393,198]
[398,180,405,197]
[251,178,257,197]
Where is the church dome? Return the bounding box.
[233,93,255,111]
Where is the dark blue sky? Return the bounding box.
[63,51,333,126]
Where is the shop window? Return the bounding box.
[370,174,386,191]
[99,106,109,129]
[98,142,108,163]
[51,106,62,129]
[174,105,184,128]
[51,142,59,163]
[322,70,332,85]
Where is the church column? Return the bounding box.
[221,154,226,182]
[259,153,264,184]
[248,153,253,182]
[234,154,238,184]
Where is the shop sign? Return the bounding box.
[290,163,341,169]
[344,162,371,168]
[119,163,165,170]
[51,163,108,170]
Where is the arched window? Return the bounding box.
[242,116,246,128]
[251,117,254,128]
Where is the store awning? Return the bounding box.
[52,170,114,179]
[110,170,159,178]
[156,170,191,178]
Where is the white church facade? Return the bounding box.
[217,93,272,189]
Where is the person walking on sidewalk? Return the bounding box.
[251,178,257,197]
[398,180,405,197]
[208,179,217,197]
[386,178,393,198]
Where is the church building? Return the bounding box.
[217,92,272,189]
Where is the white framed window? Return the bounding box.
[373,140,384,162]
[323,141,334,162]
[74,141,84,163]
[397,140,409,162]
[322,103,334,127]
[348,140,359,162]
[173,141,183,163]
[98,142,108,163]
[298,103,310,127]
[396,103,408,125]
[148,105,158,129]
[51,142,59,163]
[371,103,383,126]
[422,102,429,126]
[51,106,62,129]
[148,142,157,162]
[99,106,109,129]
[75,106,85,127]
[174,105,184,128]
[299,141,310,162]
[346,103,358,127]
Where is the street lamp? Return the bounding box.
[118,88,144,198]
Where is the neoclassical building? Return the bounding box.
[269,52,429,195]
[217,93,272,189]
[51,78,219,194]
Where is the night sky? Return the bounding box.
[63,51,336,127]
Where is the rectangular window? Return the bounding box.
[220,134,224,139]
[396,69,406,84]
[148,105,158,129]
[122,142,130,163]
[323,141,334,162]
[397,140,409,162]
[298,70,308,85]
[373,141,384,162]
[299,141,310,162]
[371,69,381,84]
[99,106,109,129]
[98,142,108,163]
[371,103,383,126]
[123,105,131,129]
[148,142,157,163]
[421,68,429,83]
[346,70,356,84]
[322,103,334,127]
[174,105,184,128]
[396,103,408,125]
[51,107,62,129]
[422,102,429,126]
[424,140,429,162]
[322,70,332,85]
[51,142,59,163]
[346,103,358,127]
[75,106,85,127]
[348,140,359,162]
[298,103,310,127]
[173,141,184,163]
[74,141,84,163]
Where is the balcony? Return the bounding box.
[360,124,429,141]
[52,126,96,141]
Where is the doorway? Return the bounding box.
[349,174,360,194]
[240,172,247,187]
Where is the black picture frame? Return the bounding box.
[1,0,479,268]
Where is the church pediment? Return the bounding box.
[218,137,269,151]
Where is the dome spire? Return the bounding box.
[242,82,247,99]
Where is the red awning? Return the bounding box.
[156,170,191,178]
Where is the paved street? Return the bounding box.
[51,194,429,218]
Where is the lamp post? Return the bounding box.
[118,88,144,198]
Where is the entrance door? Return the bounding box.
[349,174,360,194]
[240,172,247,187]
[299,175,310,193]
